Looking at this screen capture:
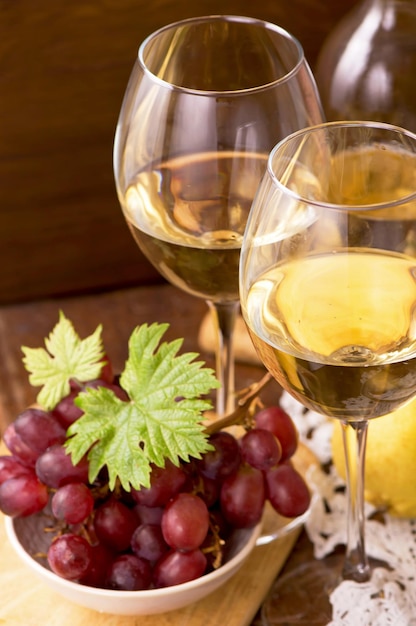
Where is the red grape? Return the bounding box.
[265,463,311,518]
[254,406,298,461]
[197,431,241,480]
[0,474,48,517]
[106,554,152,591]
[80,543,115,588]
[131,523,168,562]
[47,533,92,580]
[52,391,84,428]
[14,408,66,454]
[0,455,33,484]
[36,444,89,488]
[94,497,138,552]
[131,459,187,507]
[220,464,265,528]
[51,482,94,524]
[134,503,164,526]
[161,492,209,551]
[240,428,282,470]
[3,423,39,467]
[153,549,207,587]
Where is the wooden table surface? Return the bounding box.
[0,282,316,624]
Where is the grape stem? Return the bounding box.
[203,372,274,435]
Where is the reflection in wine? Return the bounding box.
[122,151,267,302]
[245,250,416,420]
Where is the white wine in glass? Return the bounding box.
[239,121,416,623]
[113,15,323,416]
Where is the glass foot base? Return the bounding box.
[261,553,344,625]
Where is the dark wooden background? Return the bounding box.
[0,0,359,305]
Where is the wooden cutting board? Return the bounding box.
[0,445,314,626]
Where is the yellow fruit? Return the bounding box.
[332,399,416,517]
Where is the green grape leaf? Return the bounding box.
[65,322,219,491]
[21,311,105,411]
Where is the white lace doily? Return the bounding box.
[280,392,416,626]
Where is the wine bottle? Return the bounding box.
[315,0,416,132]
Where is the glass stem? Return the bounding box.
[207,301,239,417]
[341,419,371,582]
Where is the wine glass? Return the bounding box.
[239,120,416,623]
[113,15,323,416]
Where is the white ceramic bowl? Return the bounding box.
[4,512,262,615]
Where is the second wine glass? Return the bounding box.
[240,120,416,623]
[113,15,323,416]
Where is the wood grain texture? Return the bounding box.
[0,0,360,304]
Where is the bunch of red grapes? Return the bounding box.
[0,372,310,591]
